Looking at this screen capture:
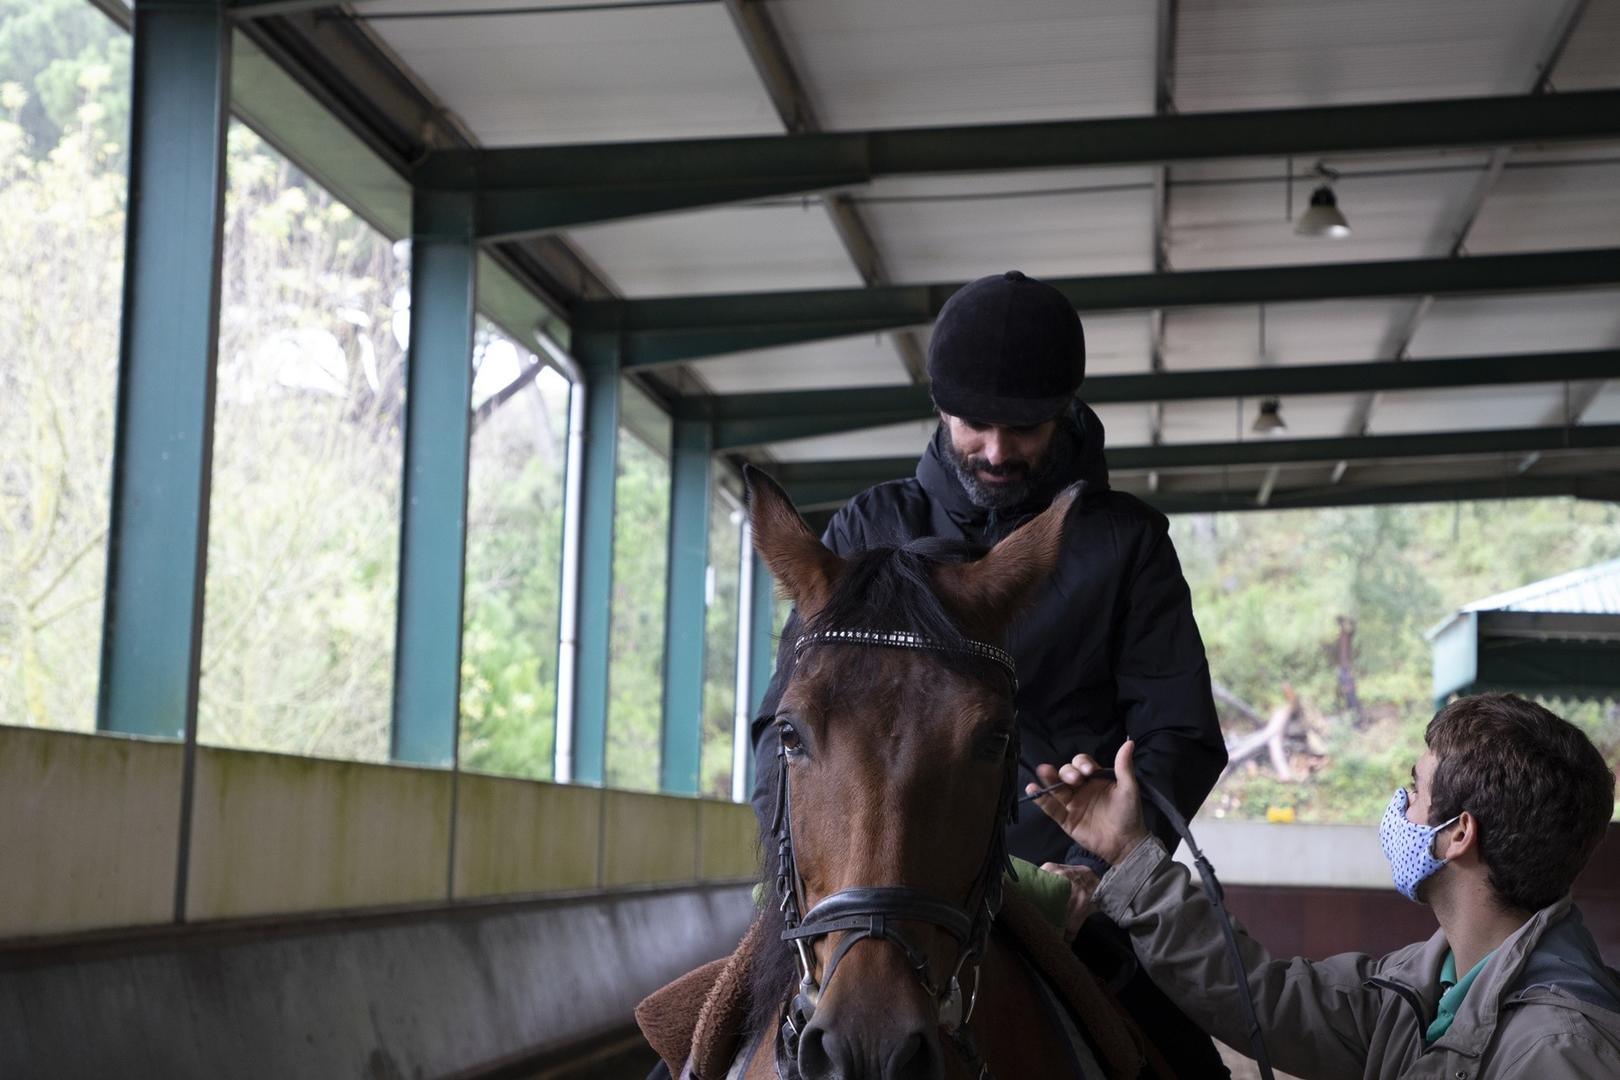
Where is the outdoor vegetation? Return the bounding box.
[2,1,1616,815]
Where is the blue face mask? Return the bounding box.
[1379,787,1460,902]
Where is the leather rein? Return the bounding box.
[770,628,1022,1080]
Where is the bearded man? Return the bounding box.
[749,270,1231,1074]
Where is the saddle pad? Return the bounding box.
[636,891,1148,1079]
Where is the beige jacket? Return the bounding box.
[1095,836,1620,1079]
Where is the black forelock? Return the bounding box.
[802,536,985,645]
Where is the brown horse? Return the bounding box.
[721,467,1146,1080]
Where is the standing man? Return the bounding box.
[750,270,1230,1072]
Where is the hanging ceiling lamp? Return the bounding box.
[1295,164,1351,238]
[1253,397,1286,434]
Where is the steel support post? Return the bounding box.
[564,335,622,785]
[730,523,757,803]
[389,190,476,766]
[659,420,714,794]
[98,0,230,741]
[740,545,778,797]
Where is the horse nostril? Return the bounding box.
[885,1031,944,1080]
[797,1023,852,1079]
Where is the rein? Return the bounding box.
[770,628,1020,1080]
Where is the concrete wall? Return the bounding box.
[0,883,755,1080]
[0,728,183,937]
[1170,820,1390,888]
[0,724,760,939]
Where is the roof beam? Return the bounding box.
[784,469,1620,518]
[1150,474,1620,516]
[577,249,1620,367]
[768,423,1620,506]
[689,349,1620,449]
[412,89,1620,237]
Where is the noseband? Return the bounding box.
[771,628,1020,1080]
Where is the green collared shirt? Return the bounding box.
[1424,948,1495,1045]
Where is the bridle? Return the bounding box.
[771,628,1021,1080]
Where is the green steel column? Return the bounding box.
[98,0,230,739]
[744,548,777,786]
[390,190,476,765]
[566,336,621,784]
[659,420,713,794]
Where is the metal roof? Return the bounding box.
[1456,557,1620,618]
[225,0,1620,515]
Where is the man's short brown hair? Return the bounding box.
[1426,693,1615,912]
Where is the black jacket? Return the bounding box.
[750,403,1228,867]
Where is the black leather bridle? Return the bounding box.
[770,628,1021,1080]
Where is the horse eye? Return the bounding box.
[779,722,803,755]
[975,731,1012,759]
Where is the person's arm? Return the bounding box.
[1032,746,1380,1080]
[1112,520,1227,853]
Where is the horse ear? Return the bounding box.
[743,464,843,622]
[934,483,1081,637]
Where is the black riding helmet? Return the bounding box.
[926,270,1086,427]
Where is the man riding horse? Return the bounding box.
[749,270,1231,1075]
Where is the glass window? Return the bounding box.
[604,420,671,791]
[459,322,568,779]
[0,0,128,731]
[701,493,742,799]
[1173,499,1620,824]
[197,120,406,762]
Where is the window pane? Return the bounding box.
[0,0,128,731]
[197,121,405,762]
[701,495,741,799]
[604,422,670,791]
[459,323,568,780]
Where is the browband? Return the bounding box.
[793,628,1017,690]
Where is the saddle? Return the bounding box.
[636,889,1157,1079]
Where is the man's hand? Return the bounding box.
[1038,862,1100,942]
[1026,740,1150,866]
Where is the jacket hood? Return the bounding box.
[917,399,1111,531]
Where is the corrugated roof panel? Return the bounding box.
[864,183,1155,282]
[1175,0,1565,111]
[1158,394,1362,444]
[1549,0,1620,90]
[1405,290,1620,357]
[688,337,911,394]
[1459,558,1620,614]
[1089,404,1154,447]
[1163,300,1410,370]
[768,420,935,463]
[362,2,782,145]
[1169,161,1486,269]
[1365,383,1570,434]
[1465,150,1620,254]
[1582,383,1620,425]
[765,0,1155,130]
[566,205,864,296]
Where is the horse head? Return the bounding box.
[745,465,1076,1080]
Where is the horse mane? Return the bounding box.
[744,535,1007,1041]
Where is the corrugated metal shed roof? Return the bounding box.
[1458,557,1620,616]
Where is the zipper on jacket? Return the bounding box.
[1366,976,1431,1032]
